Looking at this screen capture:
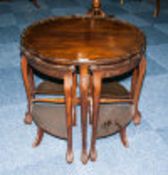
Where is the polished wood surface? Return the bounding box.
[21,16,146,164]
[21,16,145,65]
[21,56,34,124]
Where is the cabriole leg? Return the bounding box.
[90,72,102,161]
[120,127,129,148]
[72,73,77,126]
[21,56,34,124]
[64,73,74,163]
[132,56,147,125]
[32,127,44,147]
[80,65,89,164]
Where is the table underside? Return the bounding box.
[32,81,134,139]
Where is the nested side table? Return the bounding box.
[21,16,146,164]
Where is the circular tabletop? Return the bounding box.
[21,16,146,65]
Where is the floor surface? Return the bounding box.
[0,0,168,174]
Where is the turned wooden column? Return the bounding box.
[87,0,106,17]
[92,0,101,10]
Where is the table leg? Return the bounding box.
[89,75,93,125]
[131,66,140,124]
[153,0,160,17]
[64,73,74,163]
[21,56,35,124]
[132,56,147,125]
[72,73,77,126]
[90,72,102,161]
[120,127,129,147]
[80,65,89,164]
[32,127,44,147]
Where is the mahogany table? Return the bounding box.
[21,16,146,164]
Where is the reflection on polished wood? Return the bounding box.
[21,16,145,66]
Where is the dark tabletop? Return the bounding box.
[21,16,146,65]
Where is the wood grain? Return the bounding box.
[21,16,145,65]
